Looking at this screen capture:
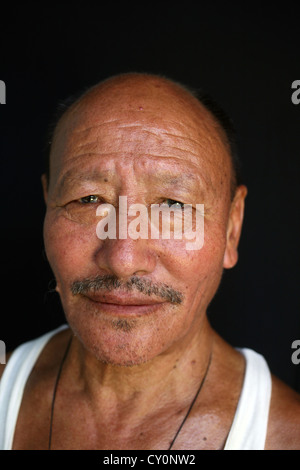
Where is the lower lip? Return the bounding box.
[86,299,165,316]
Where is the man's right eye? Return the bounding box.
[62,195,102,225]
[79,195,100,204]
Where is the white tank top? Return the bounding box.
[0,325,272,450]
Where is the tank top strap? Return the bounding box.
[0,325,68,450]
[224,348,272,450]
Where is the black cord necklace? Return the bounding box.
[48,338,212,450]
[48,335,72,450]
[168,351,212,450]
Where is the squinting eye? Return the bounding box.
[79,195,100,204]
[163,199,185,209]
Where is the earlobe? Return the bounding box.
[41,174,48,204]
[223,185,247,269]
[55,283,61,294]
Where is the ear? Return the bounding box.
[223,185,247,269]
[41,173,48,204]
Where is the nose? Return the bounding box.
[95,237,157,280]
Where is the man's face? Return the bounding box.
[43,76,245,366]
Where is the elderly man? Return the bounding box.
[0,73,299,450]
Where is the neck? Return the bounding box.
[64,315,214,418]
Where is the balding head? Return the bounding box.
[45,72,240,199]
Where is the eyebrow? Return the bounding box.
[58,171,199,190]
[149,173,198,185]
[55,164,205,198]
[56,169,115,194]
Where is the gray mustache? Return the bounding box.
[70,275,183,304]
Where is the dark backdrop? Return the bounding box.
[0,4,299,392]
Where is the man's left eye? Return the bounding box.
[163,199,185,209]
[79,195,100,204]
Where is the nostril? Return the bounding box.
[94,237,157,280]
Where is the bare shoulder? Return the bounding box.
[2,327,72,450]
[0,327,70,381]
[266,375,300,450]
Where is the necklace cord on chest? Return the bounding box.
[168,351,212,450]
[48,335,73,450]
[48,338,212,450]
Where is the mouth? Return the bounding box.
[82,292,168,316]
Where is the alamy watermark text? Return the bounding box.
[291,80,300,105]
[94,196,204,250]
[291,340,300,365]
[0,80,6,104]
[0,340,6,364]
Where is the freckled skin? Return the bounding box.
[3,74,299,450]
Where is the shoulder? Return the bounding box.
[266,374,300,450]
[0,326,70,382]
[0,326,71,450]
[212,336,300,450]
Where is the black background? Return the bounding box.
[0,3,299,392]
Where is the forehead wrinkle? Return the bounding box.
[54,98,229,171]
[51,103,229,199]
[123,127,214,159]
[68,137,215,168]
[63,110,200,138]
[140,169,199,188]
[55,165,116,196]
[71,119,127,134]
[53,151,211,200]
[60,106,223,153]
[134,154,213,188]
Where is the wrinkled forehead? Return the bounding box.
[53,76,229,145]
[49,76,232,195]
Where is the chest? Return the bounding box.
[12,389,232,450]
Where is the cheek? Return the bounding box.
[164,219,227,273]
[43,208,228,309]
[43,212,99,287]
[158,223,227,306]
